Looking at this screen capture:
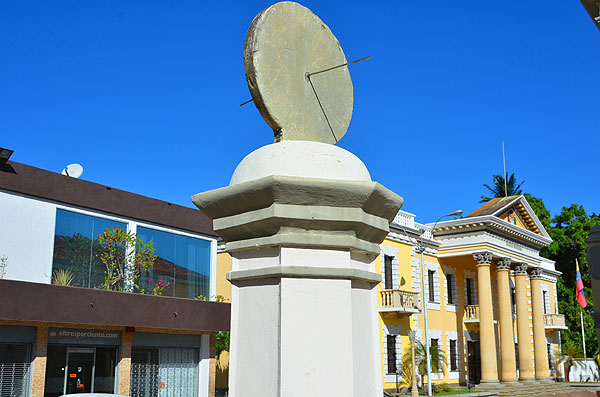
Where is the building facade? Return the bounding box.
[378,196,565,390]
[0,161,230,397]
[213,195,566,391]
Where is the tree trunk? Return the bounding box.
[565,363,571,383]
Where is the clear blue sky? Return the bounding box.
[2,1,599,223]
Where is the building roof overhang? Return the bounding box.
[0,161,217,237]
[580,0,600,32]
[0,279,230,332]
[430,195,552,248]
[432,214,552,247]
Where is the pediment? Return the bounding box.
[466,195,550,239]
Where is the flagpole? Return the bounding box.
[576,257,588,381]
[502,140,508,197]
[577,258,587,362]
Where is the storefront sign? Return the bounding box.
[48,328,121,346]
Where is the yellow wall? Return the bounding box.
[379,239,561,388]
[216,251,232,302]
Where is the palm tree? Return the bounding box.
[556,342,584,382]
[480,173,524,203]
[401,339,447,390]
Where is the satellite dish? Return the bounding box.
[62,163,84,178]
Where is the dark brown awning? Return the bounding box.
[0,279,230,332]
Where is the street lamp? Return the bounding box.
[418,209,463,397]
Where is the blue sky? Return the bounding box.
[2,1,599,223]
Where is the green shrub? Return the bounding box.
[52,269,75,286]
[433,382,452,393]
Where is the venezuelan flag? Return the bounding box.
[576,261,587,308]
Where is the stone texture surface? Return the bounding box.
[244,2,353,143]
[31,325,48,397]
[230,141,370,185]
[193,175,402,256]
[117,331,132,396]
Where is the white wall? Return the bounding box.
[569,359,600,382]
[0,189,218,291]
[0,190,56,283]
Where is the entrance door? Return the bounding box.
[467,341,481,384]
[65,348,95,394]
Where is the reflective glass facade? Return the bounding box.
[52,209,211,299]
[52,209,126,289]
[137,227,211,299]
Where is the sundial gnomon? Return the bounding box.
[242,2,370,144]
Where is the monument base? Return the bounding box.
[227,247,383,396]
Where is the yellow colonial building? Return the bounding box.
[215,195,566,391]
[378,195,566,390]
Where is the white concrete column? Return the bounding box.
[193,141,403,397]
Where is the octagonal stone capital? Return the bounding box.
[192,175,403,257]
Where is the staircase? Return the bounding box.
[495,383,599,396]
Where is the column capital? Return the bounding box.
[529,267,544,279]
[473,252,493,265]
[513,263,528,275]
[496,257,511,271]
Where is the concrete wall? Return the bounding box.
[569,360,600,382]
[0,190,56,283]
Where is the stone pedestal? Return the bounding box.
[193,141,403,397]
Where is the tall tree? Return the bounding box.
[480,173,525,202]
[524,195,599,356]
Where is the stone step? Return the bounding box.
[496,384,598,397]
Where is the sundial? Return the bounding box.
[244,1,368,144]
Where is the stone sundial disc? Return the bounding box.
[244,1,353,144]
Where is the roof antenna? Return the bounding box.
[502,140,508,197]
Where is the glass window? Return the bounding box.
[94,347,116,393]
[137,227,211,299]
[52,209,126,289]
[547,344,553,370]
[446,274,454,304]
[44,346,117,397]
[44,346,67,397]
[0,343,31,397]
[386,335,397,374]
[450,339,458,371]
[131,347,199,397]
[466,278,474,306]
[428,270,435,303]
[384,255,393,290]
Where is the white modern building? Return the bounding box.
[0,159,229,397]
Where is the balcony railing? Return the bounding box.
[464,305,479,323]
[379,289,419,314]
[544,313,568,330]
[393,210,416,229]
